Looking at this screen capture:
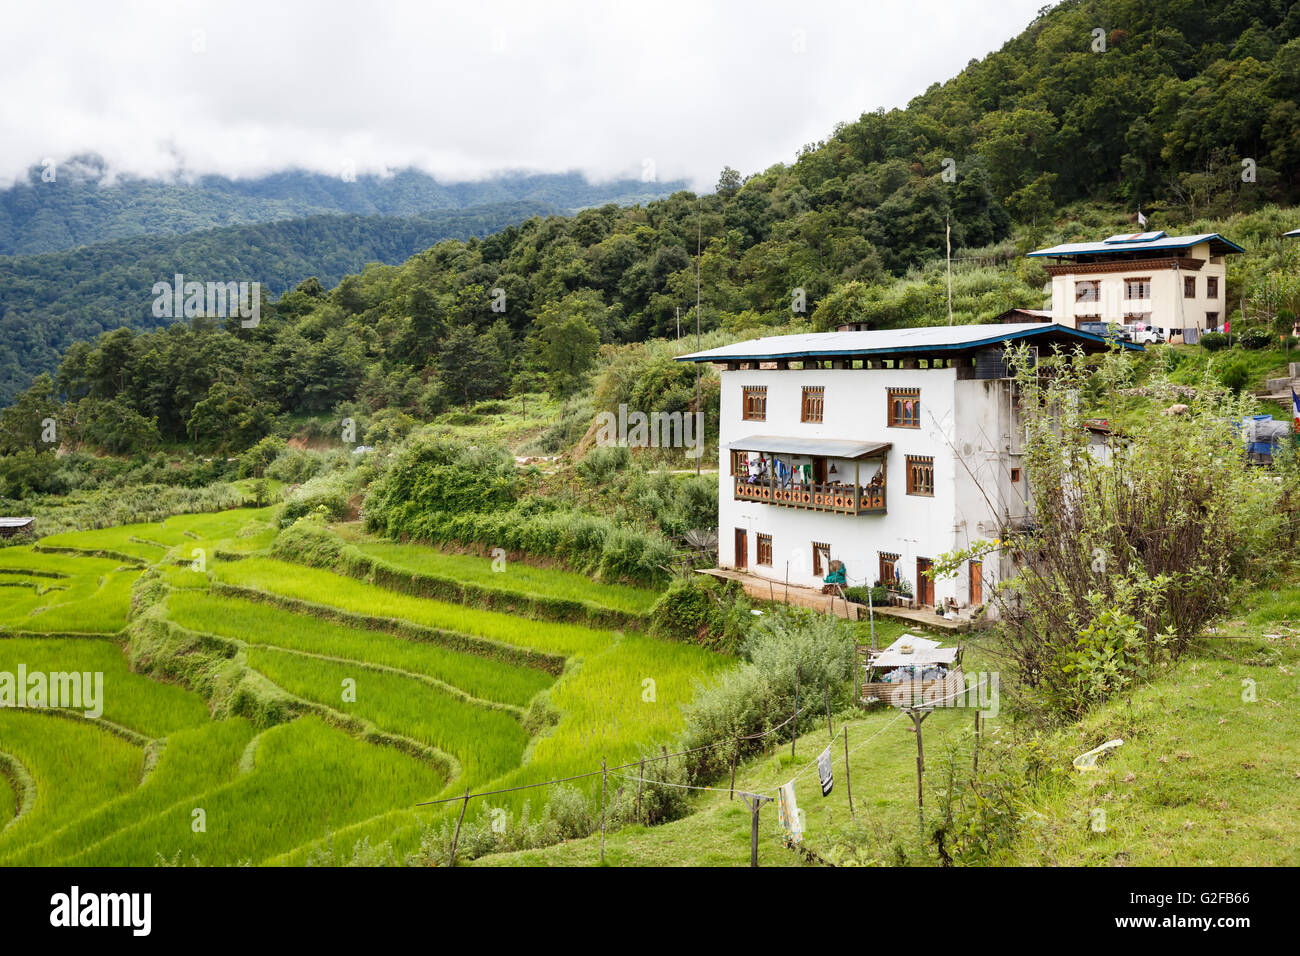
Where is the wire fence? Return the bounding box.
[416,673,989,867]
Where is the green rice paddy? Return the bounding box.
[0,508,734,865]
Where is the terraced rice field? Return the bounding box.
[0,509,730,865]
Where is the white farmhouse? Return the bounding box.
[677,323,1137,615]
[1028,231,1243,340]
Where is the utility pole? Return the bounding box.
[695,198,703,477]
[946,215,954,326]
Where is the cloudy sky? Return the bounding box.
[0,0,1049,189]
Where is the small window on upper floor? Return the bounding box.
[906,455,935,496]
[801,386,824,423]
[1184,276,1196,298]
[888,388,920,428]
[742,386,767,421]
[1075,280,1100,303]
[1124,277,1152,300]
[1206,276,1219,299]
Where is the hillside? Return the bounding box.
[0,200,558,405]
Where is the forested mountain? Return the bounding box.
[4,0,1300,461]
[0,156,688,256]
[0,201,559,405]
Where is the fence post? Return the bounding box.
[909,709,929,834]
[448,787,470,867]
[792,665,800,757]
[825,684,833,737]
[637,757,645,819]
[973,708,981,775]
[729,739,739,800]
[600,757,608,865]
[843,725,854,819]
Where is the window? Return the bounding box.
[1010,467,1021,483]
[879,552,899,586]
[812,541,830,575]
[801,386,825,423]
[742,386,767,421]
[1184,276,1196,298]
[1206,276,1219,299]
[1206,311,1219,329]
[887,388,921,428]
[730,450,747,476]
[1124,277,1152,300]
[756,533,773,567]
[906,455,934,496]
[1075,280,1100,303]
[1124,312,1152,326]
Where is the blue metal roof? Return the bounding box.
[1028,232,1245,258]
[676,322,1142,363]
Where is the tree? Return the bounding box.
[0,374,60,454]
[529,290,604,400]
[437,325,506,407]
[716,166,742,195]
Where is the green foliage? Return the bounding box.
[678,610,856,783]
[1200,331,1229,351]
[986,346,1286,721]
[649,576,751,651]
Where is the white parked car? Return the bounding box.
[1128,326,1165,344]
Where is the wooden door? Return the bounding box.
[734,529,748,570]
[969,559,982,605]
[916,558,935,606]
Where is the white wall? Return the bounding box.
[717,363,1010,607]
[1048,241,1227,332]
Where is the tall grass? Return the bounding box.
[213,558,616,656]
[1,719,257,865]
[0,637,209,736]
[166,592,553,708]
[349,536,659,615]
[0,710,143,856]
[66,717,446,866]
[247,647,528,786]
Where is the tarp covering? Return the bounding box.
[870,634,961,668]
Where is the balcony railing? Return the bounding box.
[734,478,886,515]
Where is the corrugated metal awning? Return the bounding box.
[729,435,891,459]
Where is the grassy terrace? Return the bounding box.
[166,591,555,707]
[335,527,660,616]
[212,557,618,657]
[0,506,737,864]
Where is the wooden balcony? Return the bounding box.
[733,478,886,515]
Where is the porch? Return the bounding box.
[695,568,973,632]
[731,435,890,517]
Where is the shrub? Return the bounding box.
[1214,352,1253,392]
[237,436,287,478]
[678,611,856,783]
[1238,328,1272,350]
[1200,331,1229,351]
[278,469,360,527]
[650,576,750,651]
[971,347,1285,722]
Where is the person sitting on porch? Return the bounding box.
[823,560,846,587]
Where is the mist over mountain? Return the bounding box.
[0,157,687,256]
